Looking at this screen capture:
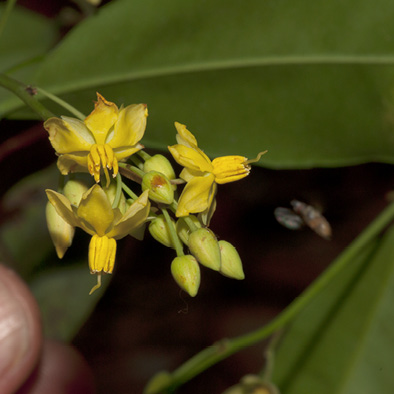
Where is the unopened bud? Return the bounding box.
[143,154,176,184]
[46,201,75,259]
[149,215,175,247]
[218,240,244,279]
[176,215,201,245]
[125,198,146,240]
[223,375,280,394]
[171,255,200,297]
[188,228,221,271]
[142,171,174,204]
[63,179,89,206]
[102,181,127,213]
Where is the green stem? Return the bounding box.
[183,215,199,232]
[147,200,394,393]
[0,0,17,41]
[0,74,54,120]
[36,87,86,120]
[161,207,184,256]
[119,162,145,178]
[121,182,138,200]
[138,150,152,162]
[112,173,123,209]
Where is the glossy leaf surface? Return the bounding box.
[2,1,394,167]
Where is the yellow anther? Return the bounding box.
[88,235,116,294]
[88,234,117,274]
[212,155,250,184]
[87,144,117,184]
[104,144,114,170]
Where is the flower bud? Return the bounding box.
[142,171,174,204]
[171,255,200,297]
[176,215,201,245]
[102,181,127,213]
[223,375,280,394]
[149,215,175,247]
[143,154,176,183]
[188,228,221,271]
[45,201,75,259]
[218,240,244,280]
[63,179,89,206]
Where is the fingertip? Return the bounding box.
[0,264,42,394]
[18,340,96,394]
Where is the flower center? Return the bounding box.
[87,144,119,186]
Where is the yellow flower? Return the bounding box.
[44,93,148,185]
[168,122,263,217]
[46,185,150,294]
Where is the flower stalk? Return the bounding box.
[145,200,394,393]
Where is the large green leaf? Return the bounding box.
[0,165,58,278]
[272,225,394,393]
[0,4,57,102]
[2,0,394,167]
[31,264,111,341]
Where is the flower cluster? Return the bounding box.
[45,93,265,295]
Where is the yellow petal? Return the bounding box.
[109,104,148,148]
[84,93,118,145]
[179,167,204,182]
[168,144,213,173]
[45,189,79,228]
[173,122,212,163]
[174,122,198,149]
[77,185,114,236]
[176,173,215,217]
[56,153,89,176]
[112,144,144,162]
[45,202,75,259]
[44,117,94,154]
[109,190,151,239]
[212,155,250,184]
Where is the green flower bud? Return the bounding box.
[188,228,221,271]
[45,201,75,259]
[218,240,245,280]
[63,179,89,206]
[149,215,175,248]
[223,375,280,394]
[176,215,201,245]
[171,255,200,297]
[125,198,146,240]
[103,181,127,213]
[142,171,174,204]
[143,154,176,183]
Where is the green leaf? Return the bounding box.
[0,165,59,279]
[2,0,394,167]
[0,4,57,104]
[272,225,394,393]
[31,263,111,342]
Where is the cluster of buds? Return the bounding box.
[45,93,265,295]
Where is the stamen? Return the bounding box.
[87,144,117,184]
[103,166,111,187]
[245,150,268,164]
[89,273,102,295]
